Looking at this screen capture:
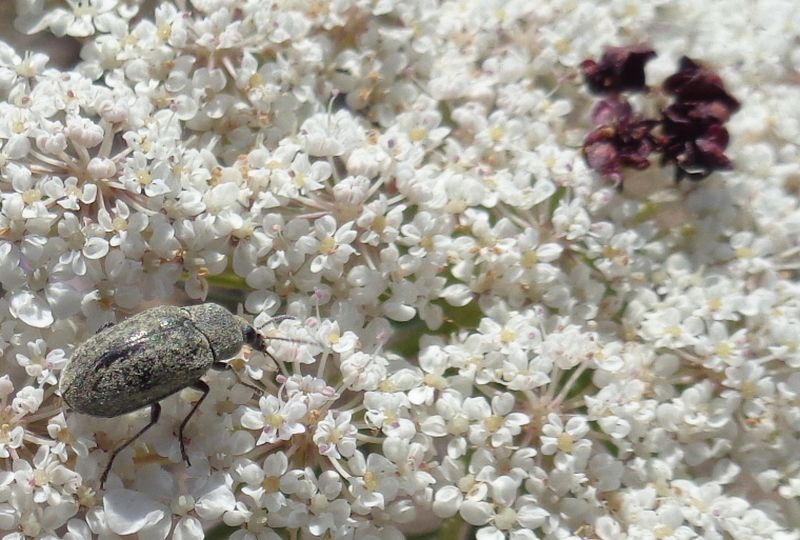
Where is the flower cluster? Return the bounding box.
[582,46,739,184]
[0,1,799,539]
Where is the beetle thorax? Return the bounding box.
[183,303,245,360]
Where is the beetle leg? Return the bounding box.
[96,321,115,333]
[100,402,161,488]
[211,361,264,394]
[178,380,210,466]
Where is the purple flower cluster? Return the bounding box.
[581,47,740,185]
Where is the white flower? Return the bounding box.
[15,338,66,386]
[307,473,350,536]
[15,0,125,37]
[313,410,357,459]
[274,152,331,197]
[382,437,436,498]
[501,347,552,391]
[307,216,358,275]
[237,452,290,513]
[422,389,470,457]
[540,413,591,457]
[240,394,307,445]
[347,450,399,514]
[298,111,363,157]
[42,176,98,211]
[639,307,704,349]
[407,345,450,405]
[340,351,389,391]
[364,391,416,440]
[465,393,530,448]
[14,446,80,504]
[0,423,24,458]
[469,477,549,540]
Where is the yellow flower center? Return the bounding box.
[378,380,396,392]
[22,189,41,204]
[715,342,732,358]
[423,373,447,390]
[112,216,128,231]
[484,415,504,432]
[364,471,377,491]
[557,432,574,453]
[500,328,516,343]
[319,235,337,254]
[666,326,682,338]
[262,475,280,492]
[157,23,171,41]
[410,127,427,142]
[521,250,538,268]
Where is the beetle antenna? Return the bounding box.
[240,316,321,354]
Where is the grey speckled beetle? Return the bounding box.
[59,303,269,486]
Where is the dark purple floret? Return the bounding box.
[658,58,739,181]
[663,56,741,115]
[581,46,657,95]
[583,98,659,184]
[660,103,733,181]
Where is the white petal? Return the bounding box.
[460,500,493,526]
[137,513,172,540]
[5,135,30,159]
[194,480,236,520]
[9,291,53,328]
[420,415,447,437]
[302,133,344,157]
[103,489,167,535]
[530,179,555,206]
[595,516,623,540]
[432,486,462,518]
[441,284,473,306]
[83,237,110,259]
[0,503,18,531]
[173,516,204,540]
[476,526,505,540]
[510,528,538,540]
[229,430,255,455]
[491,393,515,416]
[536,243,563,262]
[383,301,416,321]
[517,505,549,528]
[598,416,631,439]
[490,476,519,507]
[239,409,264,430]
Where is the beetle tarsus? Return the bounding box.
[96,321,115,333]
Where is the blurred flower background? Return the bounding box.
[1,0,800,539]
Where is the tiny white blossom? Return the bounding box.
[465,393,530,448]
[313,410,357,459]
[240,395,307,445]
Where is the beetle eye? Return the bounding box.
[242,324,257,344]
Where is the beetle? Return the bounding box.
[59,303,269,486]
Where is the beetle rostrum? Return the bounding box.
[59,303,268,486]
